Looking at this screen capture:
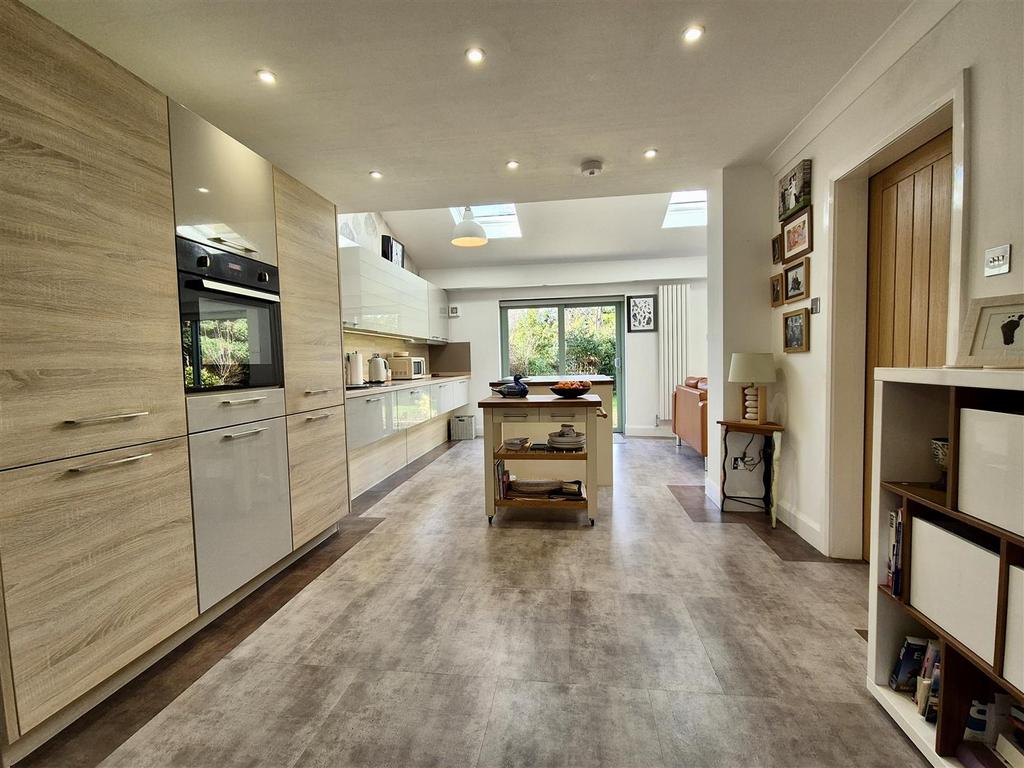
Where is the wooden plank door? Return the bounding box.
[862,129,952,559]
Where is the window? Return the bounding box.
[449,203,522,239]
[661,189,707,228]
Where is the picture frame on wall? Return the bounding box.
[783,256,810,303]
[778,158,812,221]
[771,234,783,265]
[783,308,810,353]
[956,293,1024,368]
[770,274,784,308]
[627,294,657,333]
[782,206,813,262]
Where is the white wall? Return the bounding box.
[338,211,420,274]
[723,0,1023,556]
[447,280,707,436]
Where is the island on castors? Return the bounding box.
[478,394,603,527]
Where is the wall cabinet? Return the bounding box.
[286,406,349,549]
[0,16,186,471]
[168,100,278,264]
[347,392,397,450]
[274,169,345,413]
[0,438,197,734]
[428,284,450,342]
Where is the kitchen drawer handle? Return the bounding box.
[304,388,337,395]
[64,410,150,425]
[409,390,423,395]
[502,413,529,419]
[221,396,267,405]
[69,452,152,473]
[365,397,384,403]
[551,412,577,417]
[437,385,448,389]
[305,413,332,421]
[223,427,267,440]
[209,236,257,254]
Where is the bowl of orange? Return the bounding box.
[549,379,592,398]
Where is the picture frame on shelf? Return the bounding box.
[783,256,810,303]
[627,294,657,333]
[782,206,813,262]
[783,308,810,353]
[772,234,783,265]
[770,273,784,308]
[956,293,1024,368]
[778,158,812,221]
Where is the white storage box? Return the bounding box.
[909,518,1000,664]
[1006,566,1024,692]
[450,414,475,440]
[958,408,1024,536]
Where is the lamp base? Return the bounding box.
[740,385,767,425]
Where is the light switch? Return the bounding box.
[984,244,1011,277]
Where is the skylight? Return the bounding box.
[449,203,522,239]
[662,190,708,229]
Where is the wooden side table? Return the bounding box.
[717,420,785,527]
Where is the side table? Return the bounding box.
[716,420,785,527]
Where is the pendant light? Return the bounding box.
[451,206,488,247]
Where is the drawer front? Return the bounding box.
[909,518,1000,664]
[287,406,348,549]
[1006,566,1024,692]
[0,438,197,732]
[540,406,590,423]
[491,408,539,423]
[189,418,292,612]
[396,387,431,430]
[346,393,394,450]
[453,379,470,409]
[958,408,1024,536]
[186,388,286,433]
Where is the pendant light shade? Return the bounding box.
[451,206,488,247]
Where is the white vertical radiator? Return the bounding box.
[657,284,687,421]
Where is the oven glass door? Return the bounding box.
[179,276,283,392]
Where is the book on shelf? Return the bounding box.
[493,460,512,500]
[885,508,904,596]
[889,635,928,692]
[924,664,940,723]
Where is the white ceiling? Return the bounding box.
[383,193,705,269]
[27,0,910,213]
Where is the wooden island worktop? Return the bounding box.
[479,395,602,526]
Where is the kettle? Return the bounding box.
[368,354,389,384]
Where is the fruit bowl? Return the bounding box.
[549,379,591,398]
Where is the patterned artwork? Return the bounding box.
[627,295,657,333]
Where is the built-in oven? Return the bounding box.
[176,237,284,393]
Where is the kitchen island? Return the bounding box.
[480,394,603,526]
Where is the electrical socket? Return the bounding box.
[732,458,741,469]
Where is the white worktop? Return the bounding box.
[344,374,471,399]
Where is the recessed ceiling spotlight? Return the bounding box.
[369,170,383,179]
[256,69,277,84]
[682,25,704,43]
[644,148,658,159]
[506,159,520,170]
[196,186,210,194]
[465,47,486,64]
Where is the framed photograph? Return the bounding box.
[770,274,784,308]
[381,234,405,268]
[778,158,811,221]
[783,256,810,303]
[783,308,810,353]
[782,206,813,262]
[771,234,783,265]
[627,294,657,333]
[956,293,1024,368]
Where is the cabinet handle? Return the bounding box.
[305,413,332,421]
[209,236,257,255]
[69,452,152,473]
[223,427,267,440]
[596,408,609,419]
[365,397,383,403]
[438,385,448,389]
[304,388,337,395]
[409,390,423,395]
[551,412,577,418]
[221,396,267,405]
[64,410,149,425]
[502,413,528,419]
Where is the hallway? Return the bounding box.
[94,438,924,767]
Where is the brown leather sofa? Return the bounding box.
[672,376,708,456]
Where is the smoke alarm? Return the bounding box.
[580,159,604,177]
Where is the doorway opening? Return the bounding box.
[499,298,625,432]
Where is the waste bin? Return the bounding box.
[450,414,475,440]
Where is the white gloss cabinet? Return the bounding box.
[958,408,1024,536]
[428,284,449,342]
[346,392,397,450]
[168,100,278,264]
[1006,566,1024,693]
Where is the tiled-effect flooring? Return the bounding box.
[58,438,928,767]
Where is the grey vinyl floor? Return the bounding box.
[99,438,926,768]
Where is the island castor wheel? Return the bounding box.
[589,518,595,527]
[488,516,493,526]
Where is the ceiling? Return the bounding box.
[27,0,910,213]
[382,193,705,269]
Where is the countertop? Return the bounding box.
[478,394,602,408]
[345,374,470,399]
[487,374,614,387]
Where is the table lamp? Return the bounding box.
[728,352,776,425]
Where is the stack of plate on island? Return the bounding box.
[547,424,585,452]
[502,437,531,452]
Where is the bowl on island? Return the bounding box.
[549,379,591,398]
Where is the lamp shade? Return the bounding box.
[728,352,776,384]
[451,206,488,247]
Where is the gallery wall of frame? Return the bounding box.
[771,159,814,353]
